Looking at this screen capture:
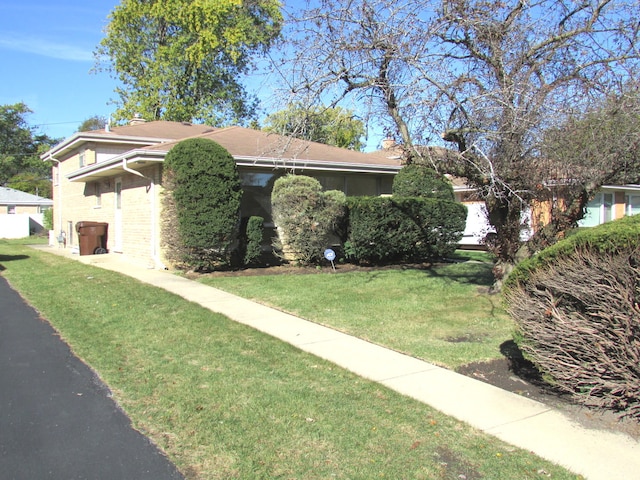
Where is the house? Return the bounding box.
[42,120,402,268]
[0,186,53,239]
[373,140,640,245]
[578,185,640,226]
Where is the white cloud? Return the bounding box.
[0,34,94,62]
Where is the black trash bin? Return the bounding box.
[76,221,109,256]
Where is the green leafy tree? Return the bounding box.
[7,172,52,198]
[164,138,242,270]
[263,105,366,150]
[96,0,282,126]
[0,102,55,194]
[78,116,107,132]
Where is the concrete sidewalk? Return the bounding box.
[32,247,640,479]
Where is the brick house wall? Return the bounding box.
[51,147,162,265]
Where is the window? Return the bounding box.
[94,182,102,207]
[579,192,615,227]
[602,193,614,223]
[626,194,640,216]
[7,205,16,214]
[115,181,122,210]
[38,205,51,214]
[79,151,86,168]
[346,175,377,196]
[316,174,346,192]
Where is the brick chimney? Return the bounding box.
[381,137,397,150]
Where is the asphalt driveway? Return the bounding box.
[0,276,183,480]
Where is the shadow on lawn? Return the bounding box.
[0,254,30,272]
[423,260,496,287]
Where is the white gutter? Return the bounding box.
[122,157,149,179]
[232,155,402,174]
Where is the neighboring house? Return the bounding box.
[453,182,640,246]
[578,185,640,227]
[374,140,640,245]
[0,186,53,238]
[42,119,401,268]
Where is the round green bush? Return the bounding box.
[243,216,264,266]
[271,175,346,264]
[392,164,455,201]
[346,196,466,264]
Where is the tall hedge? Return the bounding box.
[346,196,467,264]
[271,175,346,264]
[504,215,640,418]
[164,138,242,270]
[392,164,455,201]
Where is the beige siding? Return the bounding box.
[117,166,158,265]
[9,205,43,215]
[53,146,161,264]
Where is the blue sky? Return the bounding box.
[0,1,383,150]
[0,1,288,142]
[0,1,120,140]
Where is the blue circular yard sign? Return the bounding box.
[324,248,336,261]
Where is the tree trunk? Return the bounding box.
[485,195,525,292]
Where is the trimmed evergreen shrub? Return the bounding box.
[392,164,455,201]
[243,216,264,266]
[164,138,242,271]
[504,214,640,419]
[271,175,346,264]
[160,166,188,268]
[346,196,466,264]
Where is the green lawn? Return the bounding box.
[200,254,510,369]
[0,243,578,479]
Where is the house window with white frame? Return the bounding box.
[79,151,86,168]
[7,205,16,214]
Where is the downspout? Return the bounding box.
[122,158,167,270]
[43,154,63,244]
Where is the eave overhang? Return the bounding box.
[66,151,401,183]
[41,133,175,161]
[601,184,640,192]
[233,156,401,175]
[66,150,166,182]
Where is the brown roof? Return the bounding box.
[94,120,216,140]
[144,126,403,167]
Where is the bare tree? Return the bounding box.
[274,0,640,288]
[533,86,640,250]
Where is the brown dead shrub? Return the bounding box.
[505,248,640,419]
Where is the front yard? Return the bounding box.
[198,253,509,370]
[0,242,577,479]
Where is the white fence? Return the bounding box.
[0,213,45,239]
